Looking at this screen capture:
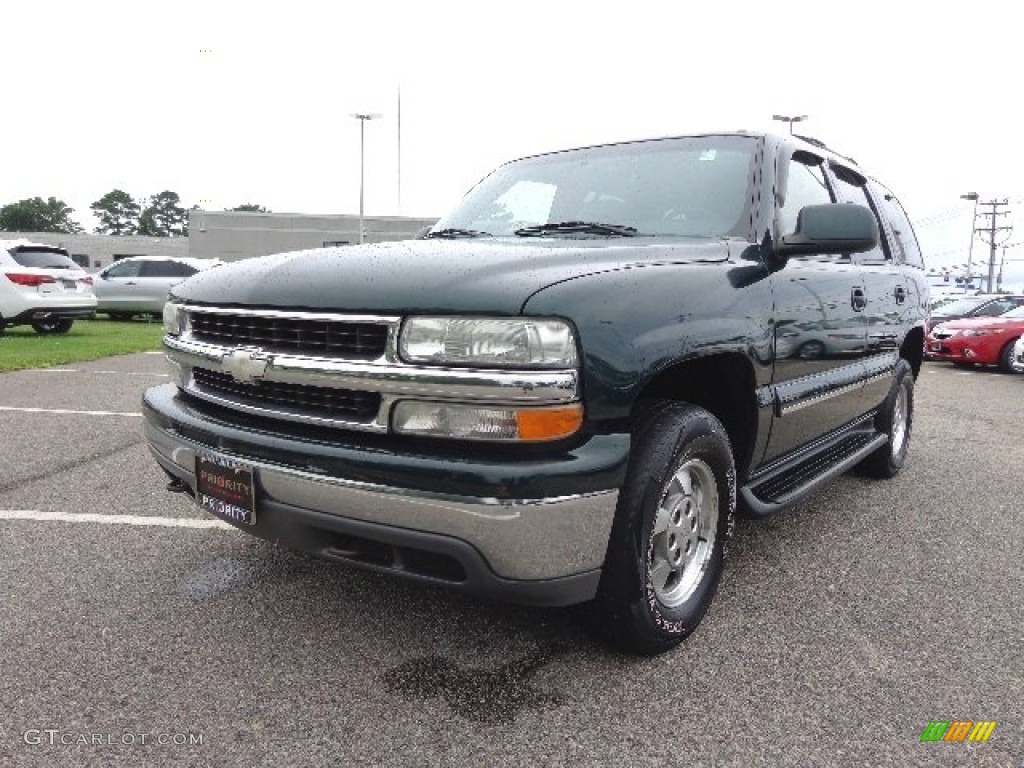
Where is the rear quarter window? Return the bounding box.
[870,182,926,269]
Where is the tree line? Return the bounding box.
[0,190,269,237]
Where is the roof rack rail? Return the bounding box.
[792,134,859,166]
[793,134,827,149]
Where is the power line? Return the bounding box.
[974,198,1013,292]
[913,207,968,226]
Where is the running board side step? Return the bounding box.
[740,430,888,518]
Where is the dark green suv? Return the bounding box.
[143,132,928,654]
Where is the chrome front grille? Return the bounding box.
[190,310,388,360]
[193,368,381,423]
[164,304,579,434]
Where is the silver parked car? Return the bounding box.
[93,257,222,319]
[1011,335,1024,373]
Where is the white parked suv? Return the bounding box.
[0,239,97,334]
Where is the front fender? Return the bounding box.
[522,259,775,424]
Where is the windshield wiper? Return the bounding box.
[514,221,638,237]
[424,228,492,239]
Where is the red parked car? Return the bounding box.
[927,306,1024,371]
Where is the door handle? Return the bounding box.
[851,287,867,312]
[894,285,906,304]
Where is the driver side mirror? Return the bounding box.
[777,203,879,259]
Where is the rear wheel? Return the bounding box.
[857,359,913,478]
[592,401,735,655]
[32,318,74,334]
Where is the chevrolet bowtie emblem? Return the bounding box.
[221,348,270,384]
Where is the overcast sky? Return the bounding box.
[5,0,1024,287]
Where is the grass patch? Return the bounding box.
[0,318,165,373]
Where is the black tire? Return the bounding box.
[998,338,1019,373]
[952,361,975,368]
[591,401,735,655]
[31,318,74,335]
[106,312,133,321]
[857,359,914,478]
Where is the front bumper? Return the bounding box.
[925,336,1000,365]
[1012,338,1024,373]
[143,383,628,606]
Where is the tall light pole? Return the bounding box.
[351,112,381,244]
[961,192,979,290]
[773,114,808,135]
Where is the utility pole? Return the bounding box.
[975,199,1012,293]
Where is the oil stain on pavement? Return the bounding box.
[177,548,315,599]
[177,555,257,599]
[381,646,569,725]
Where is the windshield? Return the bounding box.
[933,297,989,315]
[433,136,757,239]
[998,306,1024,319]
[11,247,78,270]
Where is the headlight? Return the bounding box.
[392,401,583,441]
[400,317,577,368]
[962,328,1002,336]
[162,302,183,335]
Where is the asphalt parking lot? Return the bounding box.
[0,354,1020,767]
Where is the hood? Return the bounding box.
[172,237,729,315]
[934,315,1024,331]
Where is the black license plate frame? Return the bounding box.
[195,454,256,525]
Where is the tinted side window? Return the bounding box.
[829,167,887,264]
[105,260,143,278]
[139,260,187,278]
[974,299,1018,317]
[779,158,833,237]
[872,183,925,269]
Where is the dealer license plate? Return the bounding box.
[195,455,256,525]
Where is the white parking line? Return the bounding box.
[0,510,232,529]
[29,369,168,377]
[0,406,142,417]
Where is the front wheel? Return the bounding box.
[857,359,914,478]
[32,318,74,334]
[592,402,735,655]
[797,340,826,360]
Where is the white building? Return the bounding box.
[1,211,439,269]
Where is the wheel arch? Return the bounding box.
[901,326,924,377]
[633,353,760,479]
